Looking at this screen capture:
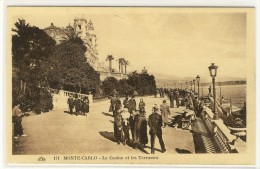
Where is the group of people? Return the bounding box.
[155,88,181,108]
[67,95,90,116]
[154,88,166,98]
[109,90,167,154]
[183,93,205,117]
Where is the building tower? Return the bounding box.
[74,16,87,39]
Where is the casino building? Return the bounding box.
[44,15,128,81]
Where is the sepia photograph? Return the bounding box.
[6,7,256,165]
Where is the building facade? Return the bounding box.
[44,16,128,81]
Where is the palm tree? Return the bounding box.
[12,18,30,36]
[106,55,114,72]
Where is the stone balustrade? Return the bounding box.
[49,88,93,103]
[201,106,237,153]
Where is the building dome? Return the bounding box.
[66,23,74,30]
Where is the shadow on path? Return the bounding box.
[109,120,114,124]
[192,132,206,153]
[145,145,163,153]
[175,148,192,154]
[63,111,71,114]
[138,146,150,154]
[102,112,113,117]
[99,131,117,142]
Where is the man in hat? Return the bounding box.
[148,104,166,154]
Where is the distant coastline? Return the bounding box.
[156,79,246,88]
[200,81,246,87]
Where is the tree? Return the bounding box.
[127,68,156,96]
[101,77,119,96]
[48,40,101,95]
[106,55,114,72]
[12,19,56,112]
[118,78,134,96]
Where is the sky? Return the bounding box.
[9,7,247,82]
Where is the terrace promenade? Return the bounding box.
[13,92,242,155]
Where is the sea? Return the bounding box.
[200,85,246,108]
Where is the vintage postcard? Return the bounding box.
[6,7,255,165]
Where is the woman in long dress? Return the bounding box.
[160,100,170,127]
[134,110,148,149]
[121,108,130,145]
[83,96,89,116]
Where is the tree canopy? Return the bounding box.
[48,34,100,94]
[101,68,156,96]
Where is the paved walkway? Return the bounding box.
[13,95,196,155]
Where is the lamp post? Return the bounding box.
[196,75,200,97]
[208,63,219,120]
[190,81,192,93]
[193,79,196,93]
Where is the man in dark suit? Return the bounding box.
[67,95,74,115]
[128,95,136,113]
[74,97,81,116]
[113,96,122,116]
[169,91,175,108]
[148,105,166,154]
[174,90,180,108]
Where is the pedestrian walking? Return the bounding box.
[113,109,123,145]
[160,100,170,127]
[82,96,90,116]
[169,91,175,108]
[123,97,129,109]
[148,104,166,154]
[198,99,205,117]
[113,96,122,116]
[134,109,148,149]
[128,95,136,113]
[12,103,28,139]
[80,98,84,115]
[74,97,81,116]
[129,110,137,144]
[121,108,130,145]
[175,90,180,108]
[154,89,158,98]
[138,98,145,111]
[67,95,74,115]
[109,96,116,112]
[193,96,199,115]
[112,89,119,98]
